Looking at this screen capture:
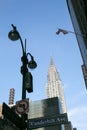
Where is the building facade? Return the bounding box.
[66,0,87,88]
[27,58,70,130]
[64,121,73,130]
[0,118,20,130]
[8,88,15,105]
[0,104,2,117]
[46,58,67,113]
[0,89,19,130]
[0,58,75,129]
[28,97,62,130]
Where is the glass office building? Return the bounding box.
[66,0,87,88]
[28,97,62,130]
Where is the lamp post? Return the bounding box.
[8,24,37,129]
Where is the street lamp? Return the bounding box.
[8,24,37,100]
[8,24,37,130]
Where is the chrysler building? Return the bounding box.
[46,58,67,113]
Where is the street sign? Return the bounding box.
[2,102,24,129]
[28,113,68,129]
[16,99,29,115]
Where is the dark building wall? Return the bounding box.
[66,0,87,89]
[0,119,19,130]
[66,0,87,70]
[43,97,60,117]
[28,97,62,130]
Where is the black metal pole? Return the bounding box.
[16,33,28,130]
[20,40,28,130]
[8,25,36,130]
[21,52,28,99]
[16,31,28,100]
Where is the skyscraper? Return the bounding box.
[46,58,67,113]
[66,0,87,89]
[28,58,68,130]
[66,0,87,69]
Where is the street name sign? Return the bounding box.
[2,102,23,129]
[28,113,68,129]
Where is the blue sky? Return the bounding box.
[0,0,87,130]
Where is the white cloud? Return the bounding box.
[67,106,87,130]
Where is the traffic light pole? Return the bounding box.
[21,51,28,100]
[8,24,37,130]
[21,48,29,130]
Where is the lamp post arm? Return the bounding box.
[19,36,25,55]
[27,52,34,60]
[11,24,25,55]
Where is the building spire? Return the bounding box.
[46,57,67,113]
[50,57,54,65]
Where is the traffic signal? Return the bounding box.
[24,72,33,93]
